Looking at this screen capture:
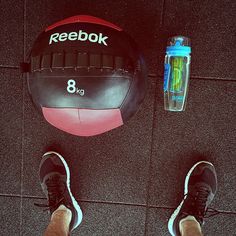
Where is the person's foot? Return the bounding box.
[168,161,217,236]
[38,151,83,232]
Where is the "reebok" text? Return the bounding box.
[49,30,108,46]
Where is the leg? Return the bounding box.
[36,151,83,235]
[44,205,72,236]
[168,161,218,236]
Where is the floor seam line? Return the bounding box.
[20,1,26,235]
[144,78,159,236]
[0,194,21,197]
[0,65,20,69]
[160,0,166,28]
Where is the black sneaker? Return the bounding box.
[37,151,83,232]
[168,161,217,236]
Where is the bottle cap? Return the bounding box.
[166,36,191,56]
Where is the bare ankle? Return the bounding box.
[179,216,203,236]
[44,205,72,236]
[55,204,71,212]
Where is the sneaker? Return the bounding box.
[168,161,217,236]
[37,151,83,232]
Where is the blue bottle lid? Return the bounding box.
[166,36,191,56]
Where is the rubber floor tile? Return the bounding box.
[75,202,146,236]
[0,1,23,66]
[0,196,21,235]
[22,78,156,205]
[21,197,50,236]
[146,207,236,236]
[0,69,22,194]
[22,199,146,236]
[149,78,236,212]
[162,0,236,79]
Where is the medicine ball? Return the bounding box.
[24,15,147,136]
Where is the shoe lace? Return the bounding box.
[182,186,236,223]
[182,186,214,223]
[34,175,66,212]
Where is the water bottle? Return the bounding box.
[164,36,191,111]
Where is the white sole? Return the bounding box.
[43,151,83,230]
[168,161,214,236]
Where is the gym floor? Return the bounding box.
[0,1,235,235]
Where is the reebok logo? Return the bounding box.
[49,30,108,46]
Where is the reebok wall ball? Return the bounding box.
[25,15,147,136]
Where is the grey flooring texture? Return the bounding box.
[0,0,236,235]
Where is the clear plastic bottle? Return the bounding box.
[164,36,191,111]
